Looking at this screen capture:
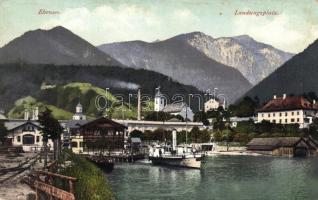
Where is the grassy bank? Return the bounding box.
[58,151,114,200]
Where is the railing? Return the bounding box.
[29,170,77,200]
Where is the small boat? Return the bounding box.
[148,130,203,169]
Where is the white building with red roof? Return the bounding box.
[257,94,318,128]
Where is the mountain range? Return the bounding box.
[0,26,297,107]
[98,35,252,103]
[245,38,318,103]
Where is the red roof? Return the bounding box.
[258,96,318,112]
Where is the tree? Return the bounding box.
[0,121,8,145]
[235,120,254,134]
[130,129,143,139]
[190,126,200,143]
[144,111,172,121]
[199,129,211,143]
[193,111,209,125]
[38,108,63,167]
[229,96,258,117]
[309,118,318,139]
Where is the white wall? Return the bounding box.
[9,125,53,152]
[257,109,315,128]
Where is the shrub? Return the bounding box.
[59,151,114,200]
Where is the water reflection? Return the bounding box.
[107,156,318,200]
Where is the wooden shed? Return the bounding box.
[246,137,318,157]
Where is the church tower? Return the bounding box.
[76,102,83,114]
[154,87,165,112]
[73,102,86,120]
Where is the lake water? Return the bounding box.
[107,156,318,200]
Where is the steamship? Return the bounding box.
[148,130,203,169]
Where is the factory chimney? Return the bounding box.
[24,109,29,120]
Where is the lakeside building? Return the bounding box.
[114,119,204,137]
[80,117,127,152]
[2,108,54,152]
[257,94,318,128]
[154,88,194,121]
[4,119,53,152]
[246,137,318,157]
[62,119,88,153]
[2,102,204,153]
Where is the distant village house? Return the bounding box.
[257,94,318,128]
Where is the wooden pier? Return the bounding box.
[83,154,145,172]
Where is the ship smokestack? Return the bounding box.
[172,130,177,151]
[137,88,141,121]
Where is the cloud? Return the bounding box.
[233,13,317,53]
[41,5,198,45]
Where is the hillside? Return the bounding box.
[244,38,318,103]
[0,64,202,114]
[99,35,252,103]
[0,26,120,66]
[8,83,138,120]
[8,96,74,120]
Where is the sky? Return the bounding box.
[0,0,318,53]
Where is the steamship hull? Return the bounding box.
[149,156,202,169]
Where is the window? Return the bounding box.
[279,119,282,123]
[273,113,275,117]
[297,111,300,115]
[71,142,78,148]
[272,120,276,123]
[297,118,300,122]
[285,112,288,116]
[17,136,21,142]
[292,112,294,116]
[268,113,270,117]
[291,118,295,122]
[36,136,40,143]
[285,119,288,123]
[279,113,282,117]
[262,114,264,117]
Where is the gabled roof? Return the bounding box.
[0,113,6,120]
[64,120,90,129]
[257,96,318,112]
[162,103,187,113]
[5,120,41,131]
[80,117,127,130]
[246,137,302,150]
